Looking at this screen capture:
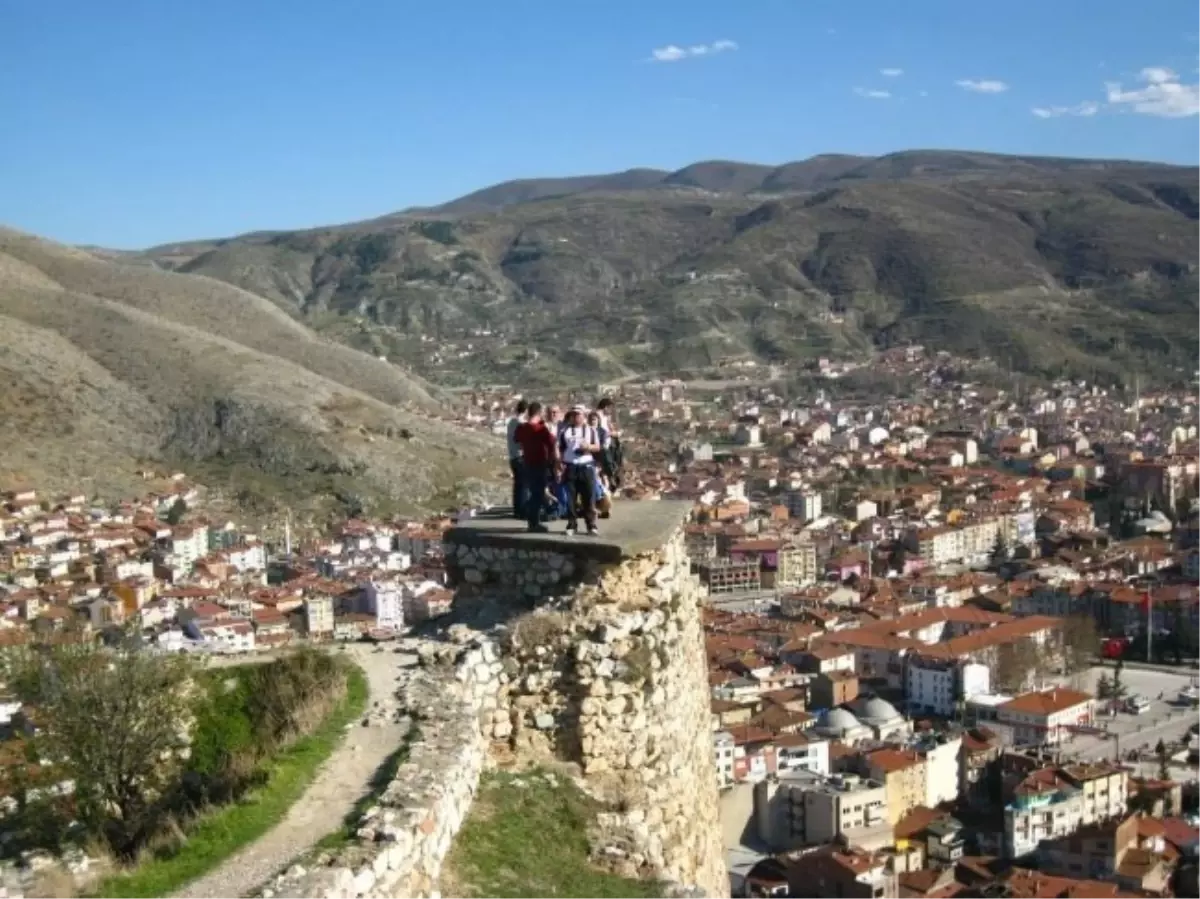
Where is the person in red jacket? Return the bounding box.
[513,402,558,533]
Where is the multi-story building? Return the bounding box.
[714,731,736,787]
[166,524,210,570]
[776,542,819,587]
[684,526,719,566]
[959,726,1004,807]
[809,670,859,710]
[304,595,334,639]
[1037,814,1174,895]
[361,580,405,631]
[911,518,1002,568]
[784,490,823,523]
[698,559,761,594]
[916,732,964,807]
[866,748,927,826]
[776,732,830,777]
[905,657,991,717]
[227,542,266,572]
[756,771,891,852]
[994,688,1094,747]
[1004,762,1128,858]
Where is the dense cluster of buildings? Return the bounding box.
[653,352,1199,897]
[0,482,458,654]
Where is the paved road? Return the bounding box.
[174,643,409,898]
[1054,666,1198,773]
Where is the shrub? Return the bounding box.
[511,612,568,649]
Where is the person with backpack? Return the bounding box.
[557,405,602,536]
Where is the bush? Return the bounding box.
[511,612,568,648]
[186,649,348,806]
[1,642,351,863]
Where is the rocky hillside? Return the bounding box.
[141,149,1199,387]
[0,228,500,517]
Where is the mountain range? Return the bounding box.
[1,148,1196,512]
[137,149,1199,389]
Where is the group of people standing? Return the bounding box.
[506,398,623,536]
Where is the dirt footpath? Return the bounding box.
[174,645,408,898]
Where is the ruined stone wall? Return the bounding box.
[486,531,727,896]
[261,628,501,899]
[263,526,726,899]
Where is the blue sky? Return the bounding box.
[1,0,1197,249]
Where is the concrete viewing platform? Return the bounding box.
[443,500,692,565]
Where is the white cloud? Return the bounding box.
[1031,64,1199,121]
[1031,101,1100,118]
[1139,66,1177,84]
[880,67,904,77]
[1104,66,1199,117]
[650,40,738,63]
[853,87,891,99]
[955,78,1009,93]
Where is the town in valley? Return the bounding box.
[1,346,1198,897]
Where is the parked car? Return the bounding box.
[1124,695,1151,715]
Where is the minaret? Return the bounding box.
[284,511,292,557]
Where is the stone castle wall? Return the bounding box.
[263,522,727,899]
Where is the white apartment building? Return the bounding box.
[919,733,963,807]
[362,580,405,631]
[905,658,991,717]
[1004,763,1127,858]
[776,733,830,777]
[913,519,1002,567]
[113,558,155,582]
[227,542,266,572]
[714,731,736,786]
[304,596,335,638]
[197,621,256,654]
[168,524,210,569]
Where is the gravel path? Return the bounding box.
[174,645,409,898]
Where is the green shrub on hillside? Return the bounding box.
[1,640,350,863]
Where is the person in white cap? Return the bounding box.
[556,405,602,535]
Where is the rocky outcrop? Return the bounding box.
[261,514,726,898]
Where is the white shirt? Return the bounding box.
[597,409,620,438]
[505,415,525,460]
[559,425,598,465]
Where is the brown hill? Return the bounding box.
[0,228,500,518]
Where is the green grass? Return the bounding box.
[95,664,369,899]
[442,769,661,899]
